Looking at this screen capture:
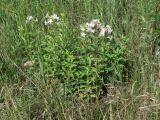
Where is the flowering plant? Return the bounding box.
[23,14,127,98]
[80,19,112,37]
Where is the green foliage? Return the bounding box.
[54,37,127,96]
[19,15,127,96]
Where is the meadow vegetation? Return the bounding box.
[0,0,160,119]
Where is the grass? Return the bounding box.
[0,0,160,119]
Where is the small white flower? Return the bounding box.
[26,16,33,23]
[85,22,89,26]
[80,25,85,32]
[88,22,95,28]
[99,27,106,37]
[51,14,60,21]
[81,32,86,37]
[92,19,101,28]
[26,16,38,24]
[106,25,112,34]
[48,19,53,24]
[86,27,94,33]
[92,19,100,23]
[35,18,38,22]
[27,16,33,21]
[44,19,53,26]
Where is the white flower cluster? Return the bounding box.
[26,16,38,24]
[25,15,112,38]
[44,13,60,26]
[80,19,112,37]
